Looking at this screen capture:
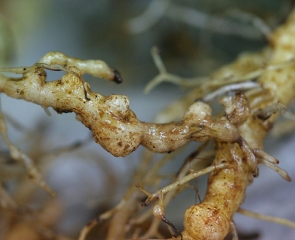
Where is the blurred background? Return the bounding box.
[0,0,294,239]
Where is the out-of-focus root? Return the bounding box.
[78,199,126,240]
[282,109,295,121]
[255,102,287,120]
[145,46,295,97]
[224,9,272,38]
[144,47,202,94]
[0,110,55,196]
[229,221,239,240]
[238,208,295,229]
[0,184,18,209]
[127,0,170,34]
[271,120,295,137]
[78,218,99,240]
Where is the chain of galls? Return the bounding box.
[176,10,295,240]
[0,9,294,240]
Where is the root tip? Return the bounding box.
[113,68,123,84]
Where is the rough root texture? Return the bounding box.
[1,8,295,240]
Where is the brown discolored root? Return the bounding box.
[0,55,244,157]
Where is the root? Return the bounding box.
[1,5,295,240]
[0,109,55,196]
[238,208,295,229]
[0,57,249,157]
[136,163,227,207]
